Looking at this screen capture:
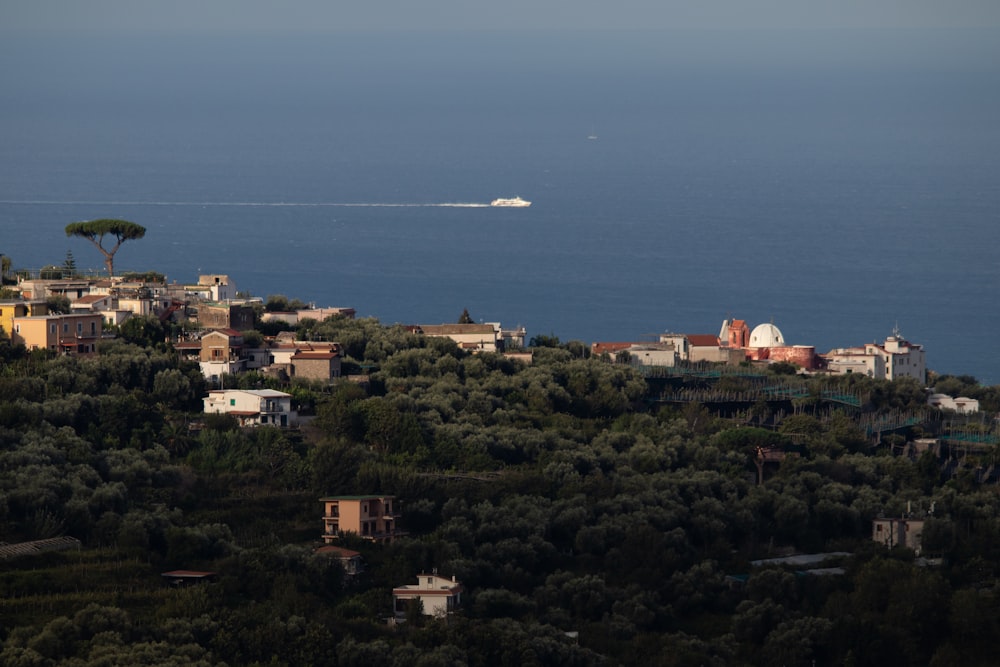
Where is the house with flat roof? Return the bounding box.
[411,323,501,352]
[822,330,926,382]
[11,312,104,355]
[321,495,400,543]
[392,573,463,621]
[203,389,295,427]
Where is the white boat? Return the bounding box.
[491,196,531,208]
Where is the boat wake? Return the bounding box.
[0,200,491,208]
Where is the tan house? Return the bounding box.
[413,323,501,352]
[198,303,255,331]
[262,306,356,325]
[11,312,104,354]
[321,495,400,543]
[198,329,246,380]
[392,573,463,620]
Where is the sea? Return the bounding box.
[2,29,999,382]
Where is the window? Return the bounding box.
[77,322,83,334]
[63,323,69,333]
[230,399,236,406]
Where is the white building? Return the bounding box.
[823,330,926,382]
[414,324,500,353]
[392,573,463,620]
[927,393,980,414]
[202,389,295,427]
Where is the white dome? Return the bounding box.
[749,322,784,347]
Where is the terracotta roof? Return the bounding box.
[292,351,338,360]
[686,334,721,347]
[316,545,362,559]
[204,328,243,338]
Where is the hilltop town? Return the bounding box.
[4,271,930,385]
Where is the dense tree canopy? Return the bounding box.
[1,316,999,665]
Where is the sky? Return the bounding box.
[3,0,1000,33]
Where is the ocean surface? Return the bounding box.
[2,30,999,382]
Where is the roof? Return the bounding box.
[393,574,463,595]
[14,312,103,321]
[291,351,339,360]
[72,294,109,305]
[417,324,497,335]
[161,570,218,578]
[749,323,785,348]
[320,494,395,501]
[203,328,243,338]
[208,389,290,398]
[316,545,362,559]
[0,536,81,559]
[686,334,721,347]
[591,342,636,355]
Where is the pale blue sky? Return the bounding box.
[3,0,1000,33]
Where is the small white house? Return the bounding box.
[202,389,295,427]
[392,573,463,620]
[927,393,980,414]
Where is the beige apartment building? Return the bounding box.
[11,312,104,354]
[320,495,400,543]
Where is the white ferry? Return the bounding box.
[490,196,531,208]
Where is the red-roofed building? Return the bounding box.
[315,545,364,576]
[686,334,722,348]
[291,349,342,382]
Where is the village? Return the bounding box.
[2,271,975,420]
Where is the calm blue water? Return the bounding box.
[2,30,999,381]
